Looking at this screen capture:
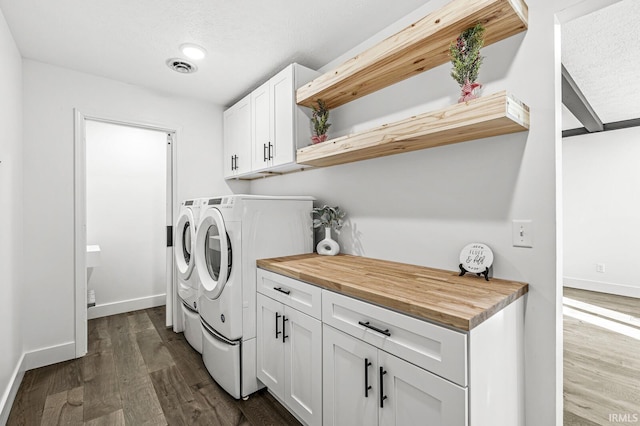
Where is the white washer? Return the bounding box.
[194,194,314,399]
[174,198,205,353]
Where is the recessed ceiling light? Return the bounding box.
[180,43,206,60]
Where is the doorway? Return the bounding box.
[559,0,640,423]
[74,112,177,357]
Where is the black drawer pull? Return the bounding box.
[379,367,387,408]
[275,312,281,339]
[282,316,289,342]
[364,358,372,397]
[358,321,391,337]
[273,287,291,295]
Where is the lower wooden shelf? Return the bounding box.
[296,91,530,167]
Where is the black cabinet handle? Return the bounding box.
[263,143,268,162]
[234,155,238,170]
[273,287,291,295]
[268,142,273,160]
[364,358,372,397]
[282,316,289,342]
[275,312,281,339]
[358,321,391,337]
[379,367,387,408]
[231,155,235,170]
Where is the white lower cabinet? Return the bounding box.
[257,294,285,395]
[256,268,524,426]
[323,325,467,426]
[322,324,379,426]
[256,292,322,426]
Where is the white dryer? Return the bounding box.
[174,198,205,353]
[194,195,313,399]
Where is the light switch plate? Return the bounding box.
[512,220,533,248]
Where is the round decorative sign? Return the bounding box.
[459,243,494,273]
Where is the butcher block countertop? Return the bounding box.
[257,253,528,331]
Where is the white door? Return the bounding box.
[323,325,378,426]
[378,351,468,426]
[270,65,295,166]
[252,81,271,170]
[284,306,322,426]
[257,293,285,397]
[194,207,230,299]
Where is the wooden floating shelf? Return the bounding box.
[296,0,528,109]
[296,91,529,167]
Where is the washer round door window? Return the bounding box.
[175,208,196,280]
[195,208,232,299]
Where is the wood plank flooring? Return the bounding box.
[7,306,300,426]
[564,288,640,425]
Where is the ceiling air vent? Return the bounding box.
[166,58,197,74]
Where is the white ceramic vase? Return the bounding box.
[317,226,339,256]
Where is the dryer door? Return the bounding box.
[175,208,196,280]
[195,207,232,299]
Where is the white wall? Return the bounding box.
[250,1,565,424]
[86,121,167,317]
[0,7,23,422]
[563,126,640,297]
[21,59,243,360]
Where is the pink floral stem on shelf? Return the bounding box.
[311,134,328,144]
[459,80,482,103]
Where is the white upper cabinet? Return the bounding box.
[251,81,271,170]
[270,66,297,167]
[223,94,251,178]
[223,63,319,179]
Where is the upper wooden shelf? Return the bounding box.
[296,91,529,167]
[296,0,528,109]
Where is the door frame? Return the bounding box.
[73,110,178,357]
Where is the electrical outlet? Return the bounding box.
[596,263,606,273]
[512,220,533,248]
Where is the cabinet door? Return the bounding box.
[223,94,251,178]
[234,96,251,174]
[256,293,285,398]
[284,306,322,426]
[252,81,270,170]
[270,65,295,166]
[378,351,467,426]
[323,325,378,426]
[223,107,235,178]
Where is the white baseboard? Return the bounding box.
[564,277,640,299]
[88,293,166,320]
[0,353,26,425]
[24,342,76,370]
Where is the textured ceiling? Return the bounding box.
[562,0,640,126]
[0,0,427,106]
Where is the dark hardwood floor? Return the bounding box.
[563,288,640,426]
[7,306,300,425]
